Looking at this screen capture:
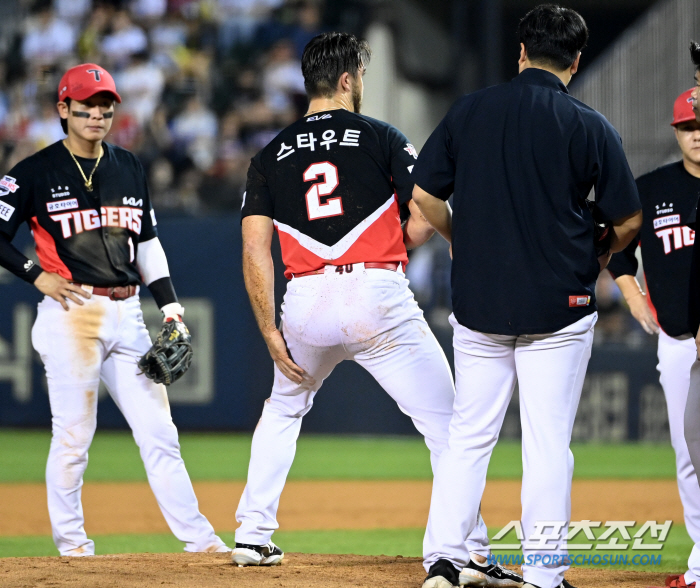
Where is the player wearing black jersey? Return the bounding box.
[608,89,700,588]
[0,64,228,556]
[232,33,522,587]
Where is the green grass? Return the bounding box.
[0,430,678,483]
[0,526,691,572]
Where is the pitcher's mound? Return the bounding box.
[0,552,667,587]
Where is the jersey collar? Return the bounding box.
[512,68,569,94]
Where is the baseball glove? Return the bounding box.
[586,200,613,257]
[138,318,193,385]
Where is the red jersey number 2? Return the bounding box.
[304,162,343,220]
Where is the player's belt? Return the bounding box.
[292,262,400,278]
[74,284,138,300]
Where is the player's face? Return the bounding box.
[60,92,115,143]
[351,66,365,113]
[675,120,700,164]
[693,71,700,122]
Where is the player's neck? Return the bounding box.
[63,134,103,159]
[683,156,700,178]
[306,95,354,116]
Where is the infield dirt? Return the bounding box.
[0,479,684,536]
[0,552,668,588]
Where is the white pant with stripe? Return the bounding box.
[235,263,491,554]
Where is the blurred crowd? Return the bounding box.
[0,0,342,213]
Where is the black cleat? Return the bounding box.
[423,558,461,588]
[232,541,284,567]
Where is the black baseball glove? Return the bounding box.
[586,200,613,257]
[138,318,193,385]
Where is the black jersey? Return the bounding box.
[608,162,699,337]
[413,68,640,335]
[241,109,417,278]
[0,141,157,286]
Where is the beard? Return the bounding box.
[352,82,362,113]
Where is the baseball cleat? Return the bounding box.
[232,541,284,567]
[423,559,461,588]
[460,557,523,586]
[647,574,696,588]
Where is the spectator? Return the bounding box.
[170,95,218,170]
[262,38,305,115]
[115,52,165,126]
[22,4,76,68]
[289,2,323,58]
[26,97,64,151]
[130,0,167,21]
[216,0,284,54]
[101,10,148,67]
[54,0,92,32]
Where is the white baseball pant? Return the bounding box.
[683,334,700,584]
[235,263,490,555]
[31,292,225,556]
[424,312,597,588]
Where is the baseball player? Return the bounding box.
[234,32,523,587]
[0,64,228,556]
[664,41,700,588]
[608,88,700,588]
[411,6,642,588]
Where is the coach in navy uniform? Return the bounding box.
[413,6,642,588]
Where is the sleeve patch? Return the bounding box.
[404,144,418,159]
[0,200,15,221]
[0,175,19,196]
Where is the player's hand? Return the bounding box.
[264,329,314,386]
[34,271,91,311]
[627,291,659,335]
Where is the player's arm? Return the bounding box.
[136,237,183,320]
[591,123,643,254]
[411,185,452,244]
[241,215,310,385]
[0,168,88,310]
[607,235,659,334]
[402,199,435,249]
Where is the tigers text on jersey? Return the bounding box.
[0,141,157,286]
[240,109,417,278]
[607,161,699,336]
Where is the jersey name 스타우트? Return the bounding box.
[0,141,157,286]
[241,109,417,278]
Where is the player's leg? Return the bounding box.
[100,296,226,552]
[352,315,491,560]
[515,313,596,588]
[658,331,700,585]
[685,358,700,584]
[31,296,108,556]
[235,274,348,559]
[422,316,517,577]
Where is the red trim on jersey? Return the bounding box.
[643,271,659,325]
[277,196,408,279]
[30,216,72,280]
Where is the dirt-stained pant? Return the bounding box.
[235,263,491,555]
[424,312,597,588]
[31,291,224,556]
